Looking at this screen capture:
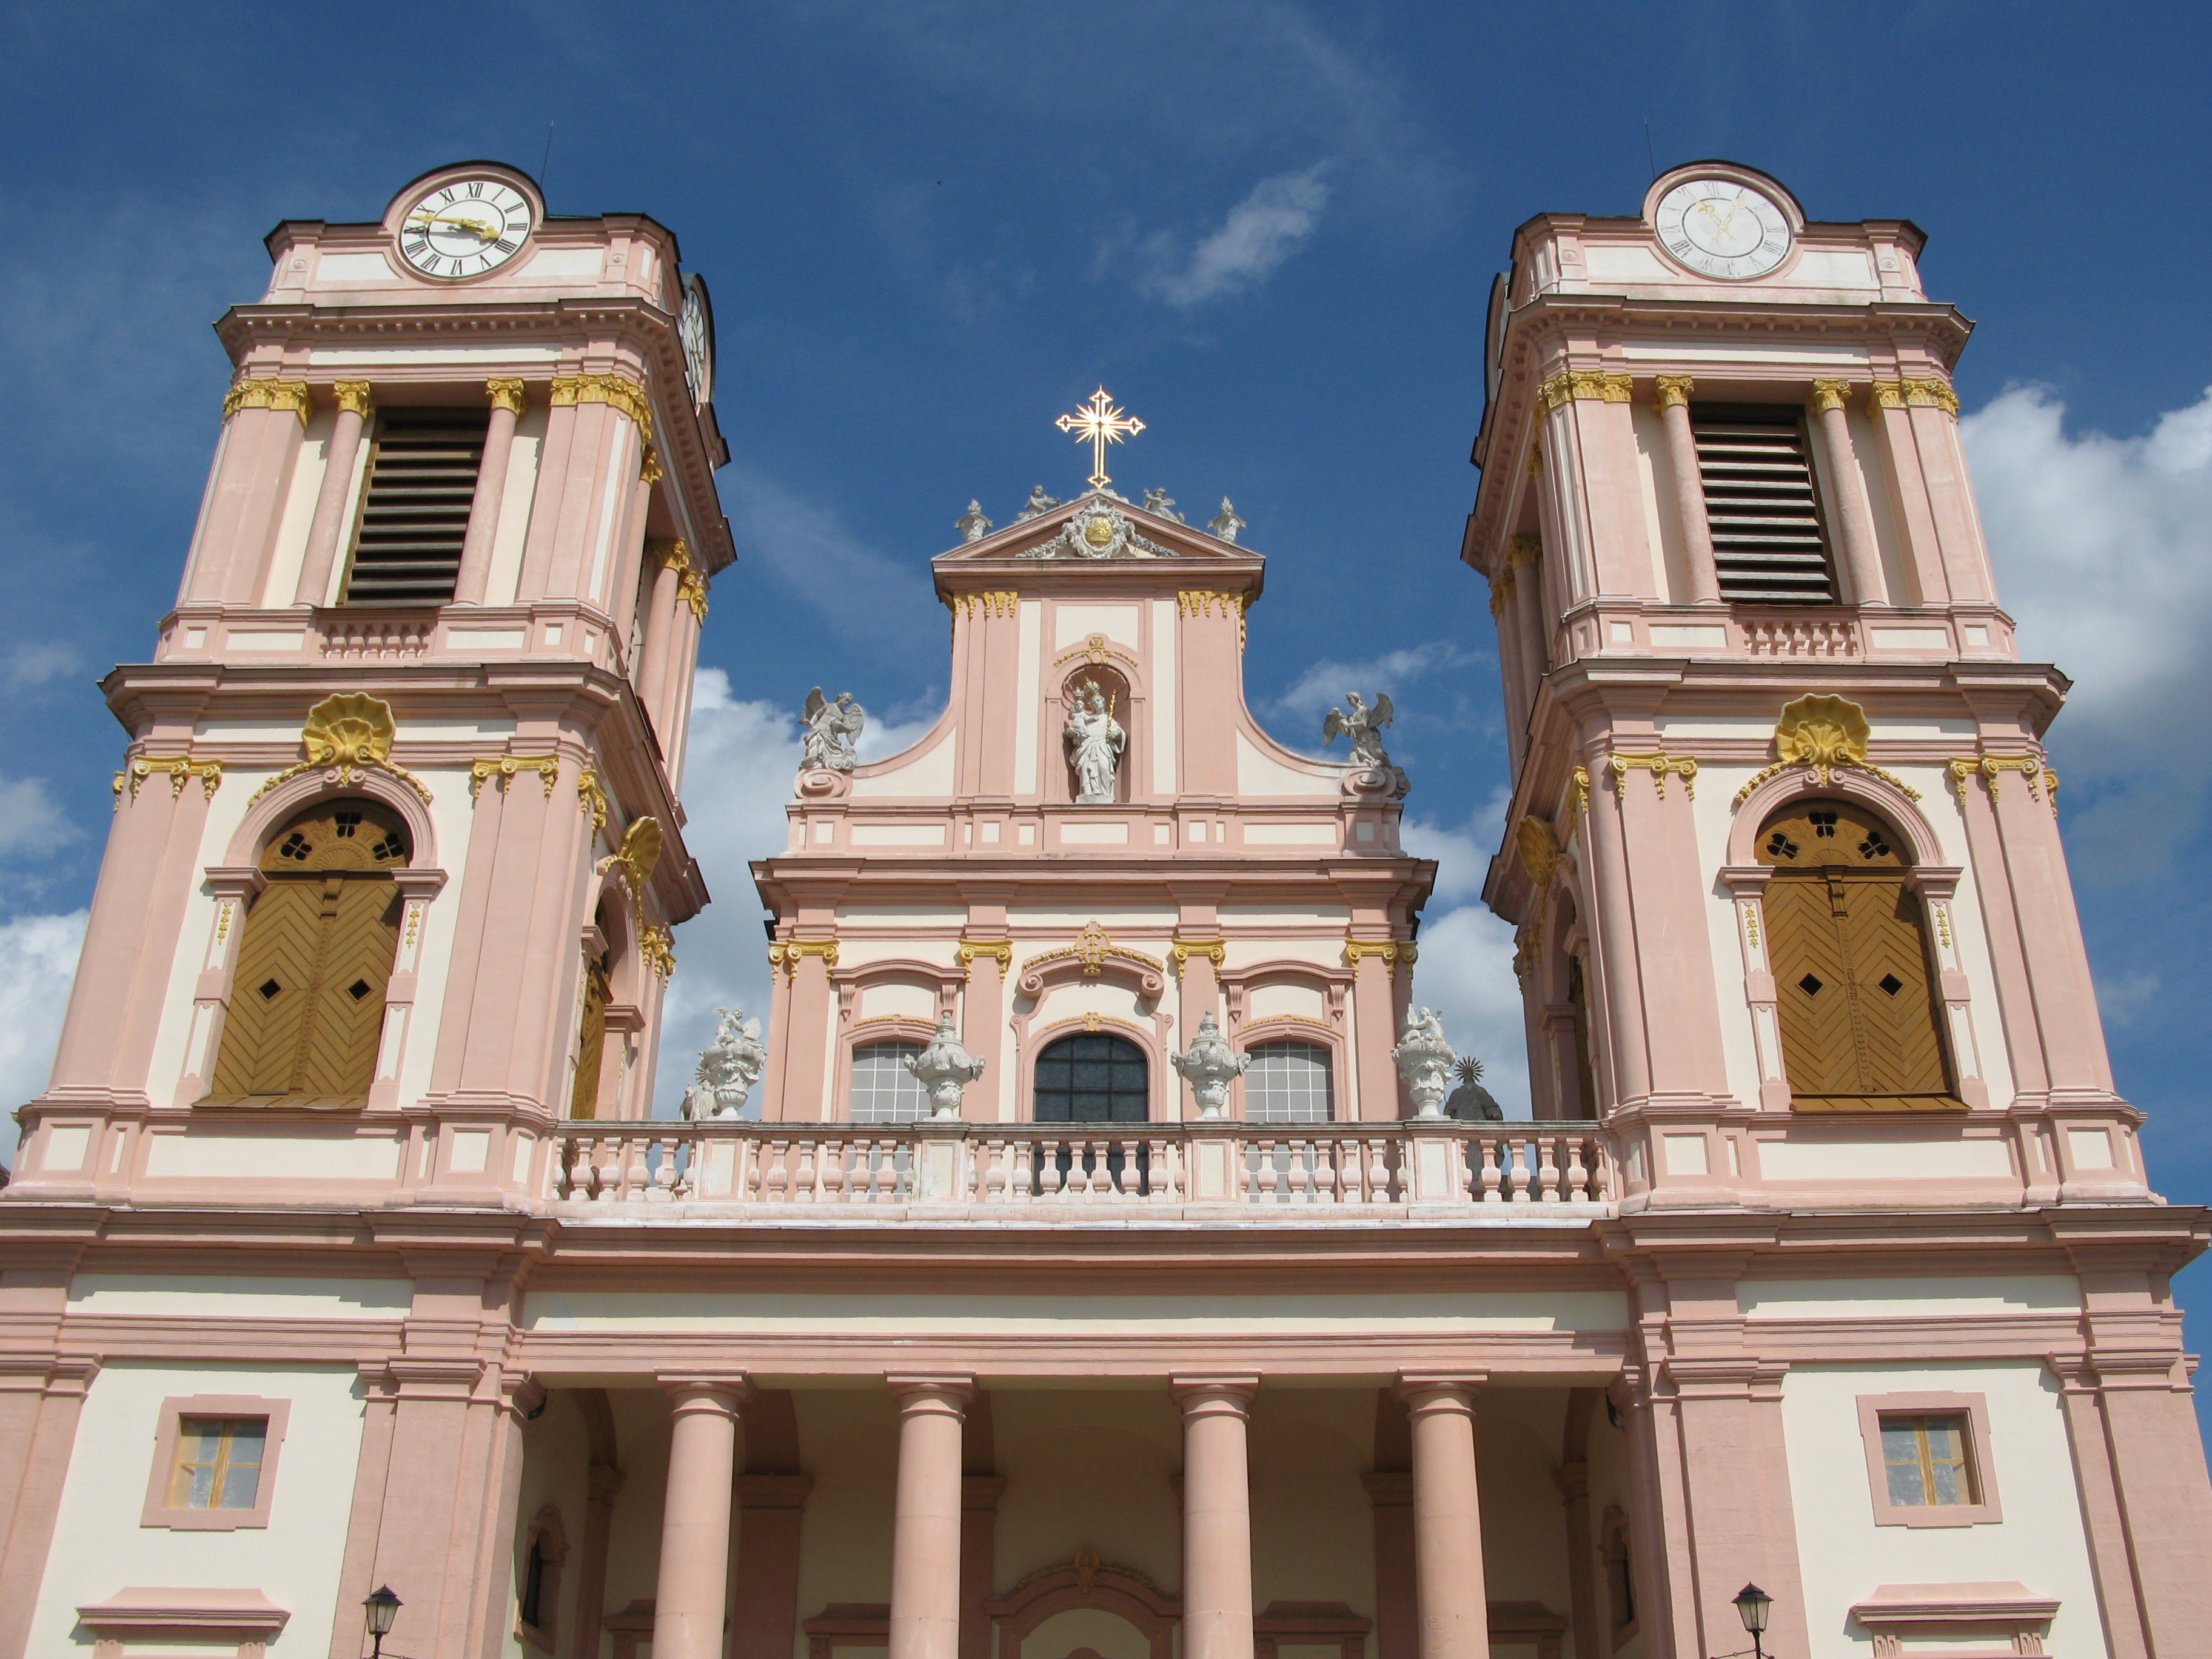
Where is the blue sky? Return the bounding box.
[2,2,2209,1398]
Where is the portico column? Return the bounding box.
[652,1377,746,1659]
[1654,377,1720,604]
[453,378,526,604]
[1401,1374,1490,1659]
[1175,1376,1258,1659]
[888,1375,973,1659]
[1809,382,1885,605]
[296,380,372,606]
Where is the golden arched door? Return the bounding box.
[1756,799,1957,1111]
[210,799,408,1102]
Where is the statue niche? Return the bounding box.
[1061,666,1131,805]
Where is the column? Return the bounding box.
[1175,1376,1257,1659]
[296,380,372,606]
[453,378,525,604]
[1400,1375,1489,1659]
[634,538,689,720]
[888,1376,971,1659]
[652,1378,745,1659]
[1809,382,1884,605]
[1654,377,1719,605]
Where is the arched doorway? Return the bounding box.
[210,797,409,1102]
[1756,797,1956,1110]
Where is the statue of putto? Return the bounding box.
[1141,488,1185,523]
[681,1008,766,1120]
[1391,1007,1456,1119]
[956,500,994,543]
[1014,484,1062,521]
[1171,1011,1248,1118]
[1064,680,1126,804]
[800,687,866,773]
[1323,691,1410,798]
[1207,497,1245,544]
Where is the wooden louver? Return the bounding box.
[342,409,489,605]
[209,799,408,1103]
[1693,407,1837,603]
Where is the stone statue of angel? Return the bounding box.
[1141,488,1184,523]
[956,500,994,543]
[801,688,865,773]
[681,1007,766,1120]
[1016,485,1062,521]
[1064,680,1126,805]
[1322,691,1395,769]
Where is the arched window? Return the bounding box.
[1033,1033,1148,1122]
[1244,1041,1333,1122]
[517,1503,567,1652]
[1757,798,1956,1110]
[851,1041,930,1122]
[210,798,409,1102]
[1601,1506,1637,1636]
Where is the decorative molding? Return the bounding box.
[485,376,527,415]
[1569,765,1592,822]
[1512,923,1544,980]
[677,569,709,622]
[1486,566,1514,618]
[332,380,374,418]
[469,754,560,799]
[1654,375,1694,409]
[1607,752,1698,800]
[597,816,664,892]
[1946,754,2053,809]
[1731,693,1922,806]
[551,372,660,481]
[951,591,1019,620]
[126,756,223,801]
[1052,631,1139,669]
[1342,940,1406,977]
[1178,590,1248,649]
[1811,378,1852,411]
[246,692,432,806]
[1168,939,1227,975]
[576,768,610,831]
[222,377,311,427]
[769,939,840,979]
[955,939,1014,976]
[1903,376,1960,414]
[1506,531,1543,569]
[1538,370,1631,406]
[1021,919,1162,982]
[1515,816,1570,889]
[1869,378,1905,411]
[647,535,691,572]
[638,925,676,980]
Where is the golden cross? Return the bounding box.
[1055,387,1145,490]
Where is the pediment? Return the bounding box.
[933,489,1253,568]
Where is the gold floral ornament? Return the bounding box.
[598,815,664,893]
[247,692,431,806]
[638,925,677,980]
[1515,816,1569,891]
[1731,693,1919,806]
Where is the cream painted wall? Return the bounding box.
[1055,604,1144,651]
[27,1359,366,1659]
[1473,1389,1575,1617]
[1249,1389,1375,1633]
[1236,732,1342,800]
[860,981,939,1022]
[599,1387,675,1633]
[260,407,331,607]
[1247,984,1328,1024]
[483,402,546,606]
[67,1273,412,1319]
[1015,604,1042,796]
[1778,1361,2107,1659]
[994,1388,1183,1591]
[793,1389,899,1637]
[1151,598,1178,795]
[504,1388,596,1658]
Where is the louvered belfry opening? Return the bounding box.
[341,408,489,605]
[1692,404,1837,603]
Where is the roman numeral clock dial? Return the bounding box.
[398,179,533,280]
[1655,177,1793,280]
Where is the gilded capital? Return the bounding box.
[485,377,527,415]
[1903,376,1960,415]
[1868,379,1906,411]
[677,568,709,623]
[648,535,691,572]
[1506,531,1543,569]
[332,380,375,418]
[221,378,312,428]
[1487,566,1515,617]
[1654,375,1694,409]
[1811,379,1851,412]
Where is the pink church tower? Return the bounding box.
[1466,161,2212,1655]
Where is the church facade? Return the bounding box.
[0,158,2205,1659]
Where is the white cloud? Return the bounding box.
[719,465,942,646]
[1138,166,1332,308]
[0,910,87,1162]
[1270,640,1485,727]
[0,777,76,858]
[1401,783,1513,907]
[5,642,80,690]
[1402,905,1529,1118]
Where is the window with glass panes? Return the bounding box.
[169,1416,266,1510]
[1243,1041,1333,1122]
[850,1042,930,1122]
[1033,1033,1148,1121]
[1879,1412,1978,1507]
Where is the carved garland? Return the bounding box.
[247,693,432,806]
[1729,694,1921,807]
[469,755,560,798]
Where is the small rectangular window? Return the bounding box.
[343,409,490,605]
[1692,405,1836,603]
[168,1416,266,1510]
[1879,1412,1978,1507]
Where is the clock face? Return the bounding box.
[398,179,533,280]
[679,280,713,407]
[1655,179,1792,280]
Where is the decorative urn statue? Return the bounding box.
[1171,1011,1250,1118]
[903,1014,987,1120]
[1392,1007,1457,1119]
[680,1008,766,1121]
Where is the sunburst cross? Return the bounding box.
[1055,387,1145,491]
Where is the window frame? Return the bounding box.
[1853,1390,2001,1527]
[1240,1037,1337,1124]
[141,1394,292,1530]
